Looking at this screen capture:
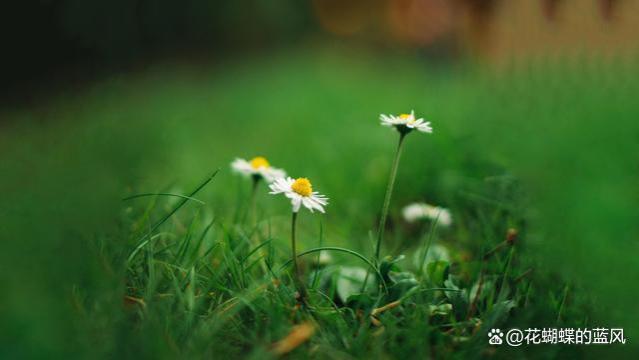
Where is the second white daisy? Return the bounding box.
[269,177,328,213]
[231,156,286,183]
[380,110,432,134]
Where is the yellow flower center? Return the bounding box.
[250,156,270,169]
[291,178,313,197]
[399,113,415,124]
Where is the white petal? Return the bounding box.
[417,122,433,133]
[308,196,326,213]
[380,114,402,126]
[284,191,298,200]
[402,203,425,222]
[380,114,392,122]
[437,209,452,226]
[291,196,302,212]
[262,167,286,183]
[402,202,451,225]
[231,158,255,176]
[269,178,292,194]
[310,192,328,205]
[302,197,315,213]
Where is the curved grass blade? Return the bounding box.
[240,239,272,265]
[122,193,206,205]
[417,210,442,277]
[278,246,387,292]
[127,169,219,264]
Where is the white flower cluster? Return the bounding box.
[402,202,452,226]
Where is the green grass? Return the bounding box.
[1,46,637,358]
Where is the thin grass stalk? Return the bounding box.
[374,132,406,262]
[556,284,570,324]
[248,175,260,224]
[290,212,307,302]
[248,175,269,274]
[362,132,407,291]
[418,210,441,278]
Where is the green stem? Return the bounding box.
[248,176,269,274]
[362,132,407,292]
[291,212,299,277]
[374,132,406,262]
[290,212,307,301]
[418,210,441,278]
[248,176,260,224]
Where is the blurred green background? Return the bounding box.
[1,0,638,357]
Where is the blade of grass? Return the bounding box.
[278,246,387,292]
[240,239,272,264]
[186,218,216,267]
[127,169,219,264]
[418,211,442,279]
[122,193,206,205]
[311,220,324,289]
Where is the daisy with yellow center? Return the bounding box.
[250,156,270,169]
[231,156,286,183]
[270,176,328,303]
[363,109,434,290]
[380,110,432,134]
[269,177,328,213]
[374,110,434,261]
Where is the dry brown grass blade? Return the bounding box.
[123,295,146,308]
[370,300,402,327]
[271,322,316,356]
[371,300,401,316]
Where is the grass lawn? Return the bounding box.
[1,46,637,358]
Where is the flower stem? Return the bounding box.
[374,132,406,262]
[248,176,269,274]
[290,211,307,302]
[362,132,407,292]
[248,176,260,224]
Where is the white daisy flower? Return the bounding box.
[269,177,329,213]
[402,202,452,226]
[309,251,333,268]
[231,156,286,183]
[380,110,432,133]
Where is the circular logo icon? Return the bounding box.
[506,329,524,347]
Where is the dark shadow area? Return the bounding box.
[0,1,313,106]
